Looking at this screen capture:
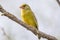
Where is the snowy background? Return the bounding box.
[0,0,60,40]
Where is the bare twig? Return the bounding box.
[56,0,60,5]
[0,5,57,40]
[1,28,11,40]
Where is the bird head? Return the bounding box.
[20,4,31,10]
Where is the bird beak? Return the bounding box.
[20,6,24,9]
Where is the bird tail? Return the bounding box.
[37,34,41,40]
[35,26,41,40]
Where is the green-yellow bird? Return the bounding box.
[20,4,40,40]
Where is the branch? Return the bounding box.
[0,5,57,40]
[56,0,60,5]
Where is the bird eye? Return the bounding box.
[23,5,26,7]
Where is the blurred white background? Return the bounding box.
[0,0,60,40]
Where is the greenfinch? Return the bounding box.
[20,4,40,40]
